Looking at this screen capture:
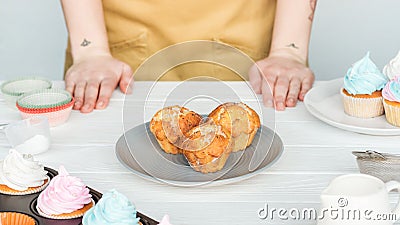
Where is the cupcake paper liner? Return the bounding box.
[18,98,74,127]
[0,212,36,225]
[17,97,75,113]
[1,77,52,109]
[0,77,52,96]
[36,199,95,220]
[17,89,71,109]
[341,90,384,118]
[0,176,50,196]
[383,100,400,127]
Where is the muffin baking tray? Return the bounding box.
[0,167,159,225]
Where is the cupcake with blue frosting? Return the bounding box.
[82,189,141,225]
[341,52,388,118]
[382,76,400,127]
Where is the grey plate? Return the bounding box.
[115,123,283,186]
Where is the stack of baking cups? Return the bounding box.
[0,77,52,109]
[16,89,74,127]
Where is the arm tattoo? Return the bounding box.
[80,39,91,47]
[308,0,317,21]
[286,43,299,49]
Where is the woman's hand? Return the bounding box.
[250,0,317,110]
[65,54,133,113]
[249,49,315,111]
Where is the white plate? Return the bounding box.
[115,122,283,186]
[304,78,400,136]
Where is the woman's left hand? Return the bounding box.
[249,50,315,111]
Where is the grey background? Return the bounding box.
[0,0,399,81]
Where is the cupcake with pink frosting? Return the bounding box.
[36,165,94,219]
[382,76,400,127]
[158,215,173,225]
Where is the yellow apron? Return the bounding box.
[64,0,276,81]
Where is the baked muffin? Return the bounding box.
[341,52,388,118]
[182,119,233,173]
[150,105,202,154]
[208,102,260,152]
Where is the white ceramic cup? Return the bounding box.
[318,174,400,225]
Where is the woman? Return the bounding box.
[61,0,316,113]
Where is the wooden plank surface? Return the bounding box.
[0,81,399,225]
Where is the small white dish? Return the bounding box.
[304,78,400,136]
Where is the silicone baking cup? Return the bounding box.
[0,77,52,109]
[16,89,74,127]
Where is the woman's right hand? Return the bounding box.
[65,53,133,113]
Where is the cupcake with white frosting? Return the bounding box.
[383,51,400,80]
[0,149,49,195]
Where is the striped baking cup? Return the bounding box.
[0,77,52,109]
[16,89,74,127]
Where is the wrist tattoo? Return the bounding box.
[286,43,299,49]
[309,0,318,21]
[80,39,91,47]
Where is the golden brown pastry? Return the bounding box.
[182,119,233,173]
[150,105,202,154]
[208,102,260,152]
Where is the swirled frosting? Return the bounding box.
[37,165,92,215]
[82,189,140,225]
[344,52,388,95]
[383,51,400,80]
[158,215,173,225]
[0,149,48,191]
[382,76,400,102]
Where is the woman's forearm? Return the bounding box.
[60,0,110,62]
[270,0,317,63]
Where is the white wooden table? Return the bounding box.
[1,81,399,225]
